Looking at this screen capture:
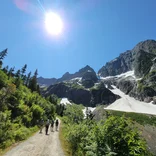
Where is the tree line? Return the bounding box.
[0,49,57,151]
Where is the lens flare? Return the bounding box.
[45,12,63,36]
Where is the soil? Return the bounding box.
[4,124,64,156]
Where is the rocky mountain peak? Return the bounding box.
[38,65,97,87]
[132,39,156,54]
[78,65,95,73]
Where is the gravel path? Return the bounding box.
[4,124,64,156]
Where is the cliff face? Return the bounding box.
[98,40,156,103]
[98,50,133,77]
[40,40,156,105]
[38,65,97,87]
[98,40,156,78]
[44,82,120,107]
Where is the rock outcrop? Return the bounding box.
[98,50,133,77]
[44,82,120,107]
[37,77,57,87]
[98,40,156,102]
[38,65,97,87]
[98,40,156,78]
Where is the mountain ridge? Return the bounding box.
[39,39,156,104]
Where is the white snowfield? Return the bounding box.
[105,85,156,115]
[60,98,72,105]
[83,107,96,118]
[100,70,136,80]
[71,77,82,81]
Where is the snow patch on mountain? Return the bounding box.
[60,98,72,105]
[83,107,96,119]
[105,85,156,115]
[100,70,136,80]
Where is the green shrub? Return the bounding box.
[14,126,30,141]
[0,70,8,89]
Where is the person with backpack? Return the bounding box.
[39,118,44,133]
[51,119,54,132]
[45,119,50,135]
[55,119,59,131]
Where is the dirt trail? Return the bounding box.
[4,123,64,156]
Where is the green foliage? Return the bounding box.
[109,110,156,126]
[61,105,151,156]
[0,68,55,151]
[0,49,7,68]
[96,116,148,156]
[47,94,58,105]
[63,104,84,124]
[0,70,8,89]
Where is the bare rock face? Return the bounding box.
[132,39,156,54]
[153,96,156,104]
[44,82,120,107]
[37,77,57,86]
[38,65,97,87]
[98,50,133,77]
[98,40,156,103]
[117,77,136,94]
[98,40,156,78]
[133,50,155,78]
[81,70,98,88]
[91,87,120,106]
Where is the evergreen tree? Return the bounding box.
[15,70,21,78]
[0,49,8,68]
[2,65,9,74]
[29,69,38,92]
[21,64,27,78]
[8,67,15,79]
[34,69,38,78]
[37,84,40,95]
[25,72,31,86]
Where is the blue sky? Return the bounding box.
[0,0,156,78]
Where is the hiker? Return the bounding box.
[39,118,44,133]
[45,119,50,135]
[51,119,54,132]
[55,119,59,131]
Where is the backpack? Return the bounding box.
[55,119,59,126]
[46,120,50,126]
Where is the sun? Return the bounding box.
[45,12,63,35]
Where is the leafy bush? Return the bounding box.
[0,69,56,151]
[0,70,8,89]
[61,105,151,156]
[14,126,30,141]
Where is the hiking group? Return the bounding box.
[39,118,59,135]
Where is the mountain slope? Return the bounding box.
[105,85,156,115]
[98,40,156,78]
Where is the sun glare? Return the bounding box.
[45,12,63,36]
